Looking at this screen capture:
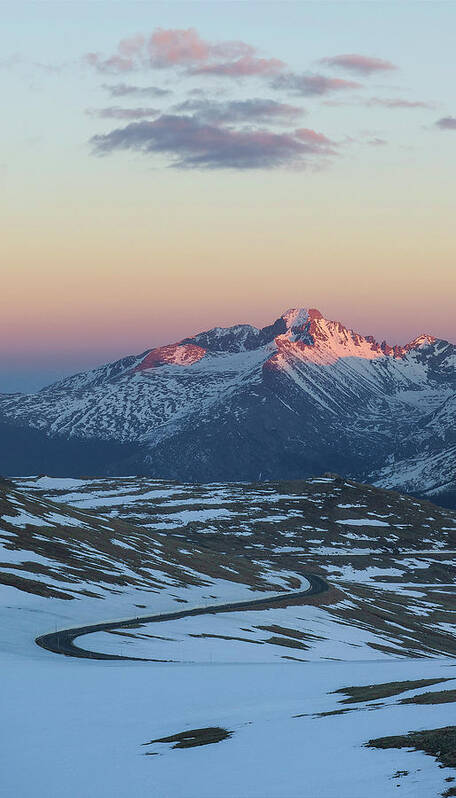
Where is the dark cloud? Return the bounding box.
[88,106,160,120]
[320,54,397,75]
[435,116,456,130]
[102,82,171,97]
[172,98,305,124]
[271,72,361,96]
[90,114,335,170]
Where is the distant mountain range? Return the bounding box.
[1,307,455,507]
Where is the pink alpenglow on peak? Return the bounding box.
[135,343,206,371]
[132,309,442,375]
[281,308,325,329]
[273,310,412,366]
[405,334,437,350]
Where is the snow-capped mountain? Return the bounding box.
[0,307,454,504]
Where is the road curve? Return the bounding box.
[35,573,328,661]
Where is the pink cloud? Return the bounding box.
[147,28,212,67]
[295,128,333,146]
[118,34,146,57]
[86,34,148,72]
[191,55,285,77]
[320,54,397,75]
[85,27,285,78]
[147,28,257,68]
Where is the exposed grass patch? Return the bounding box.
[367,725,456,769]
[144,727,233,750]
[401,688,456,705]
[266,635,308,650]
[256,624,323,642]
[312,708,354,718]
[257,624,309,640]
[333,678,449,704]
[0,571,73,600]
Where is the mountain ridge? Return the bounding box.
[0,307,454,506]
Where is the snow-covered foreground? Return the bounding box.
[2,477,456,796]
[3,653,456,798]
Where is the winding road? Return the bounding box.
[35,573,329,661]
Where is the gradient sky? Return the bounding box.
[1,1,455,391]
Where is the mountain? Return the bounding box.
[0,307,454,504]
[370,392,456,507]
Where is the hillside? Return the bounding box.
[4,475,456,660]
[3,476,456,797]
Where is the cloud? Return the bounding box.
[0,53,63,73]
[320,54,397,75]
[190,55,285,77]
[85,28,285,78]
[86,34,148,73]
[147,27,253,68]
[172,98,304,124]
[90,114,335,170]
[324,96,434,109]
[86,51,136,74]
[271,72,361,96]
[87,106,159,120]
[0,54,21,69]
[366,97,434,109]
[146,28,212,67]
[102,82,171,98]
[435,116,456,130]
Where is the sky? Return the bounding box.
[1,1,455,391]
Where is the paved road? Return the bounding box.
[35,573,328,661]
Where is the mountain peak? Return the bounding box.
[281,308,310,329]
[406,333,437,351]
[135,343,206,371]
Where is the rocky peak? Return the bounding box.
[281,308,310,330]
[405,334,437,351]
